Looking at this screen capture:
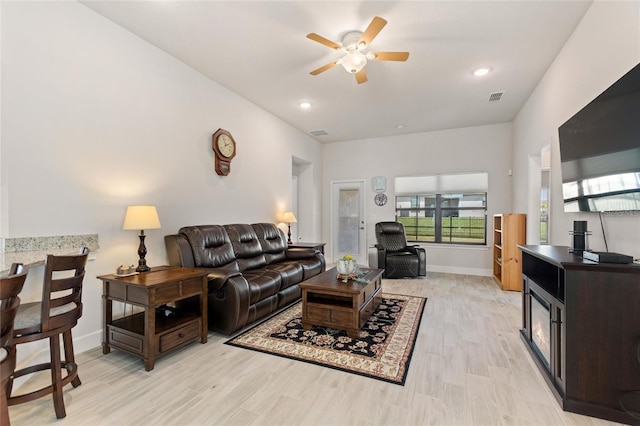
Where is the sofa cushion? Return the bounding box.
[252,223,287,264]
[264,262,304,289]
[180,225,236,268]
[292,258,325,280]
[277,285,301,309]
[224,224,267,271]
[241,269,282,305]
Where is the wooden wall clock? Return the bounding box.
[212,128,237,176]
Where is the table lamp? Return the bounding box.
[123,205,161,272]
[282,211,297,244]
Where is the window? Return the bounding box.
[394,173,488,245]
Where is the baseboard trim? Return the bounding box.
[426,265,492,277]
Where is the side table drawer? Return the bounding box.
[108,326,144,356]
[155,278,204,305]
[158,320,201,353]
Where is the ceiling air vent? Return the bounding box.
[489,91,504,102]
[309,129,329,137]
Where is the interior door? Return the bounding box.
[331,180,366,265]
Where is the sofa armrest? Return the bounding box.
[375,244,387,270]
[165,234,196,268]
[207,266,242,292]
[407,245,426,276]
[285,247,318,260]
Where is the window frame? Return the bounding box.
[395,192,488,245]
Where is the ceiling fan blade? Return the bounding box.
[306,33,341,50]
[310,61,338,75]
[355,69,368,84]
[372,51,410,61]
[358,16,387,48]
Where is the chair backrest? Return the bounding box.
[375,222,409,252]
[41,248,89,333]
[1,264,27,350]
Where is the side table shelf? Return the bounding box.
[98,266,209,371]
[288,242,326,254]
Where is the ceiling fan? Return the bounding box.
[306,16,409,84]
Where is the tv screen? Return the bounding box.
[558,62,640,212]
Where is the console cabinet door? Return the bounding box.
[523,276,566,396]
[551,300,566,394]
[522,275,531,338]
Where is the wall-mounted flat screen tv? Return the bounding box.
[558,62,640,212]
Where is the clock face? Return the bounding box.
[217,134,235,158]
[374,193,388,206]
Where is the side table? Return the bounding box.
[97,266,209,371]
[288,242,326,254]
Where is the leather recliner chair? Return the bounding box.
[375,222,426,279]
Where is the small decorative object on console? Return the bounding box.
[116,265,136,276]
[337,254,357,282]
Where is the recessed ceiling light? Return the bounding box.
[299,102,312,109]
[473,67,492,77]
[396,124,406,129]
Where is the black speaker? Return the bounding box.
[569,221,589,254]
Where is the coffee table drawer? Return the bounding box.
[359,289,382,327]
[306,304,354,327]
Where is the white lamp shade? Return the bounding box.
[282,211,297,223]
[122,205,161,230]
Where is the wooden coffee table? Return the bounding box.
[300,267,384,338]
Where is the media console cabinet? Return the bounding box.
[519,245,640,424]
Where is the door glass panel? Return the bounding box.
[338,189,360,255]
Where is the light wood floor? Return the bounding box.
[8,273,621,425]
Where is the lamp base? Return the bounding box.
[135,263,150,273]
[136,231,151,273]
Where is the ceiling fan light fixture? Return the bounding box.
[341,51,367,73]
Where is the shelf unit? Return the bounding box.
[493,213,526,291]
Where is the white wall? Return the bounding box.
[323,123,513,276]
[512,0,640,258]
[1,1,322,362]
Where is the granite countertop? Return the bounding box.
[0,234,99,275]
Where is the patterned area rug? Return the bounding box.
[225,293,426,385]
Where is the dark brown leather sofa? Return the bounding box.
[165,223,325,335]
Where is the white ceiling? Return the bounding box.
[82,1,592,143]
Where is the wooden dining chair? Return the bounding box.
[1,263,27,426]
[8,248,89,419]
